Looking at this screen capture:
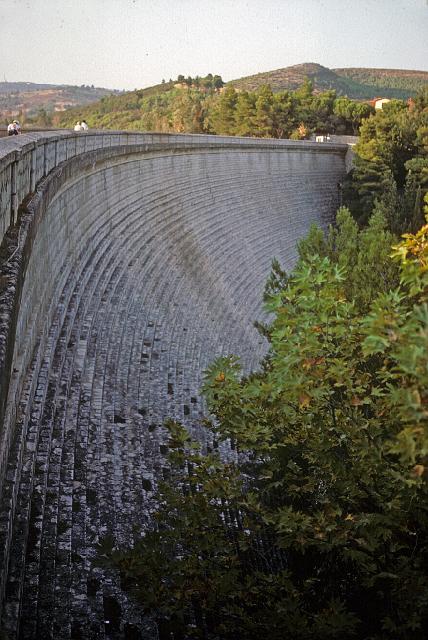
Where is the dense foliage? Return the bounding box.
[57,76,373,138]
[99,204,428,639]
[345,89,428,232]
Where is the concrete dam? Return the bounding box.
[0,131,349,638]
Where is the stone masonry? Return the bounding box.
[0,132,348,639]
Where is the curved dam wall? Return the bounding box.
[0,132,348,638]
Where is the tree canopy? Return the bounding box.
[346,89,428,232]
[57,78,375,140]
[99,204,428,639]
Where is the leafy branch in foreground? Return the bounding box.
[99,217,428,639]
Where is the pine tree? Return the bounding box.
[234,91,256,137]
[253,85,274,138]
[210,85,238,135]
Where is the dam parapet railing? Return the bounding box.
[0,130,350,247]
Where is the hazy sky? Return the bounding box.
[1,0,427,90]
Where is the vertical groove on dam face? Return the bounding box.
[0,143,346,638]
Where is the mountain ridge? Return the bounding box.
[228,63,428,99]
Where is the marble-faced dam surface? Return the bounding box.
[0,131,348,639]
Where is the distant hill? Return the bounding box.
[0,82,61,94]
[229,63,428,99]
[0,82,120,122]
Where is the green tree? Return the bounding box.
[347,90,428,230]
[234,91,256,137]
[402,171,426,233]
[298,207,399,310]
[333,98,373,135]
[100,217,428,640]
[294,76,314,102]
[213,75,224,90]
[309,90,337,132]
[210,85,238,135]
[252,84,275,137]
[293,78,318,133]
[271,90,295,138]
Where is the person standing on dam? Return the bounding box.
[7,120,20,135]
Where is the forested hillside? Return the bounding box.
[230,63,428,99]
[54,64,427,137]
[334,67,428,95]
[56,75,374,138]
